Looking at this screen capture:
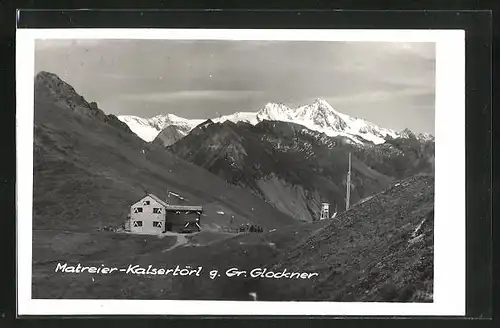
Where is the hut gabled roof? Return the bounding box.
[165,205,203,211]
[133,193,203,212]
[147,193,169,208]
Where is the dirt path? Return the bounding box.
[161,233,189,252]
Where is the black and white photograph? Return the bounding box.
[16,29,465,316]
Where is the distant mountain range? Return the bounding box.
[118,99,434,147]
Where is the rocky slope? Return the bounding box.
[168,118,434,222]
[151,124,187,147]
[35,71,133,133]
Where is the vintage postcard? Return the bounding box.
[16,28,465,316]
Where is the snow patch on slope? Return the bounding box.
[213,112,259,125]
[117,116,159,142]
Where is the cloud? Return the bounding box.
[390,42,436,60]
[98,72,155,80]
[35,39,106,51]
[327,87,432,106]
[119,90,264,103]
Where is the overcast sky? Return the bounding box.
[35,39,435,134]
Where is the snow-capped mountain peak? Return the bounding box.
[212,111,259,125]
[118,98,431,146]
[147,113,195,131]
[255,104,292,124]
[399,128,416,139]
[398,128,434,142]
[313,97,335,110]
[295,98,348,132]
[118,114,204,142]
[257,102,293,121]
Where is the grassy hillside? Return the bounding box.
[259,174,434,302]
[33,175,433,302]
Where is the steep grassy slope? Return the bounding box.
[33,175,433,302]
[33,71,294,231]
[260,174,434,302]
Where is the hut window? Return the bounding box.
[133,207,143,213]
[153,208,162,214]
[153,221,163,228]
[133,221,143,227]
[143,200,150,206]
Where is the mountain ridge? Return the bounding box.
[167,118,434,222]
[118,98,434,146]
[35,71,134,134]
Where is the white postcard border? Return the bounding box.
[16,28,465,316]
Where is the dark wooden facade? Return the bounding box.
[165,206,202,233]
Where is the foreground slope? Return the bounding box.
[260,174,434,301]
[33,175,433,302]
[33,71,294,231]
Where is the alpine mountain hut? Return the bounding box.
[129,193,203,234]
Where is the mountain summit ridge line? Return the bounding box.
[117,97,433,145]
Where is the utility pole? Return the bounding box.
[346,152,351,211]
